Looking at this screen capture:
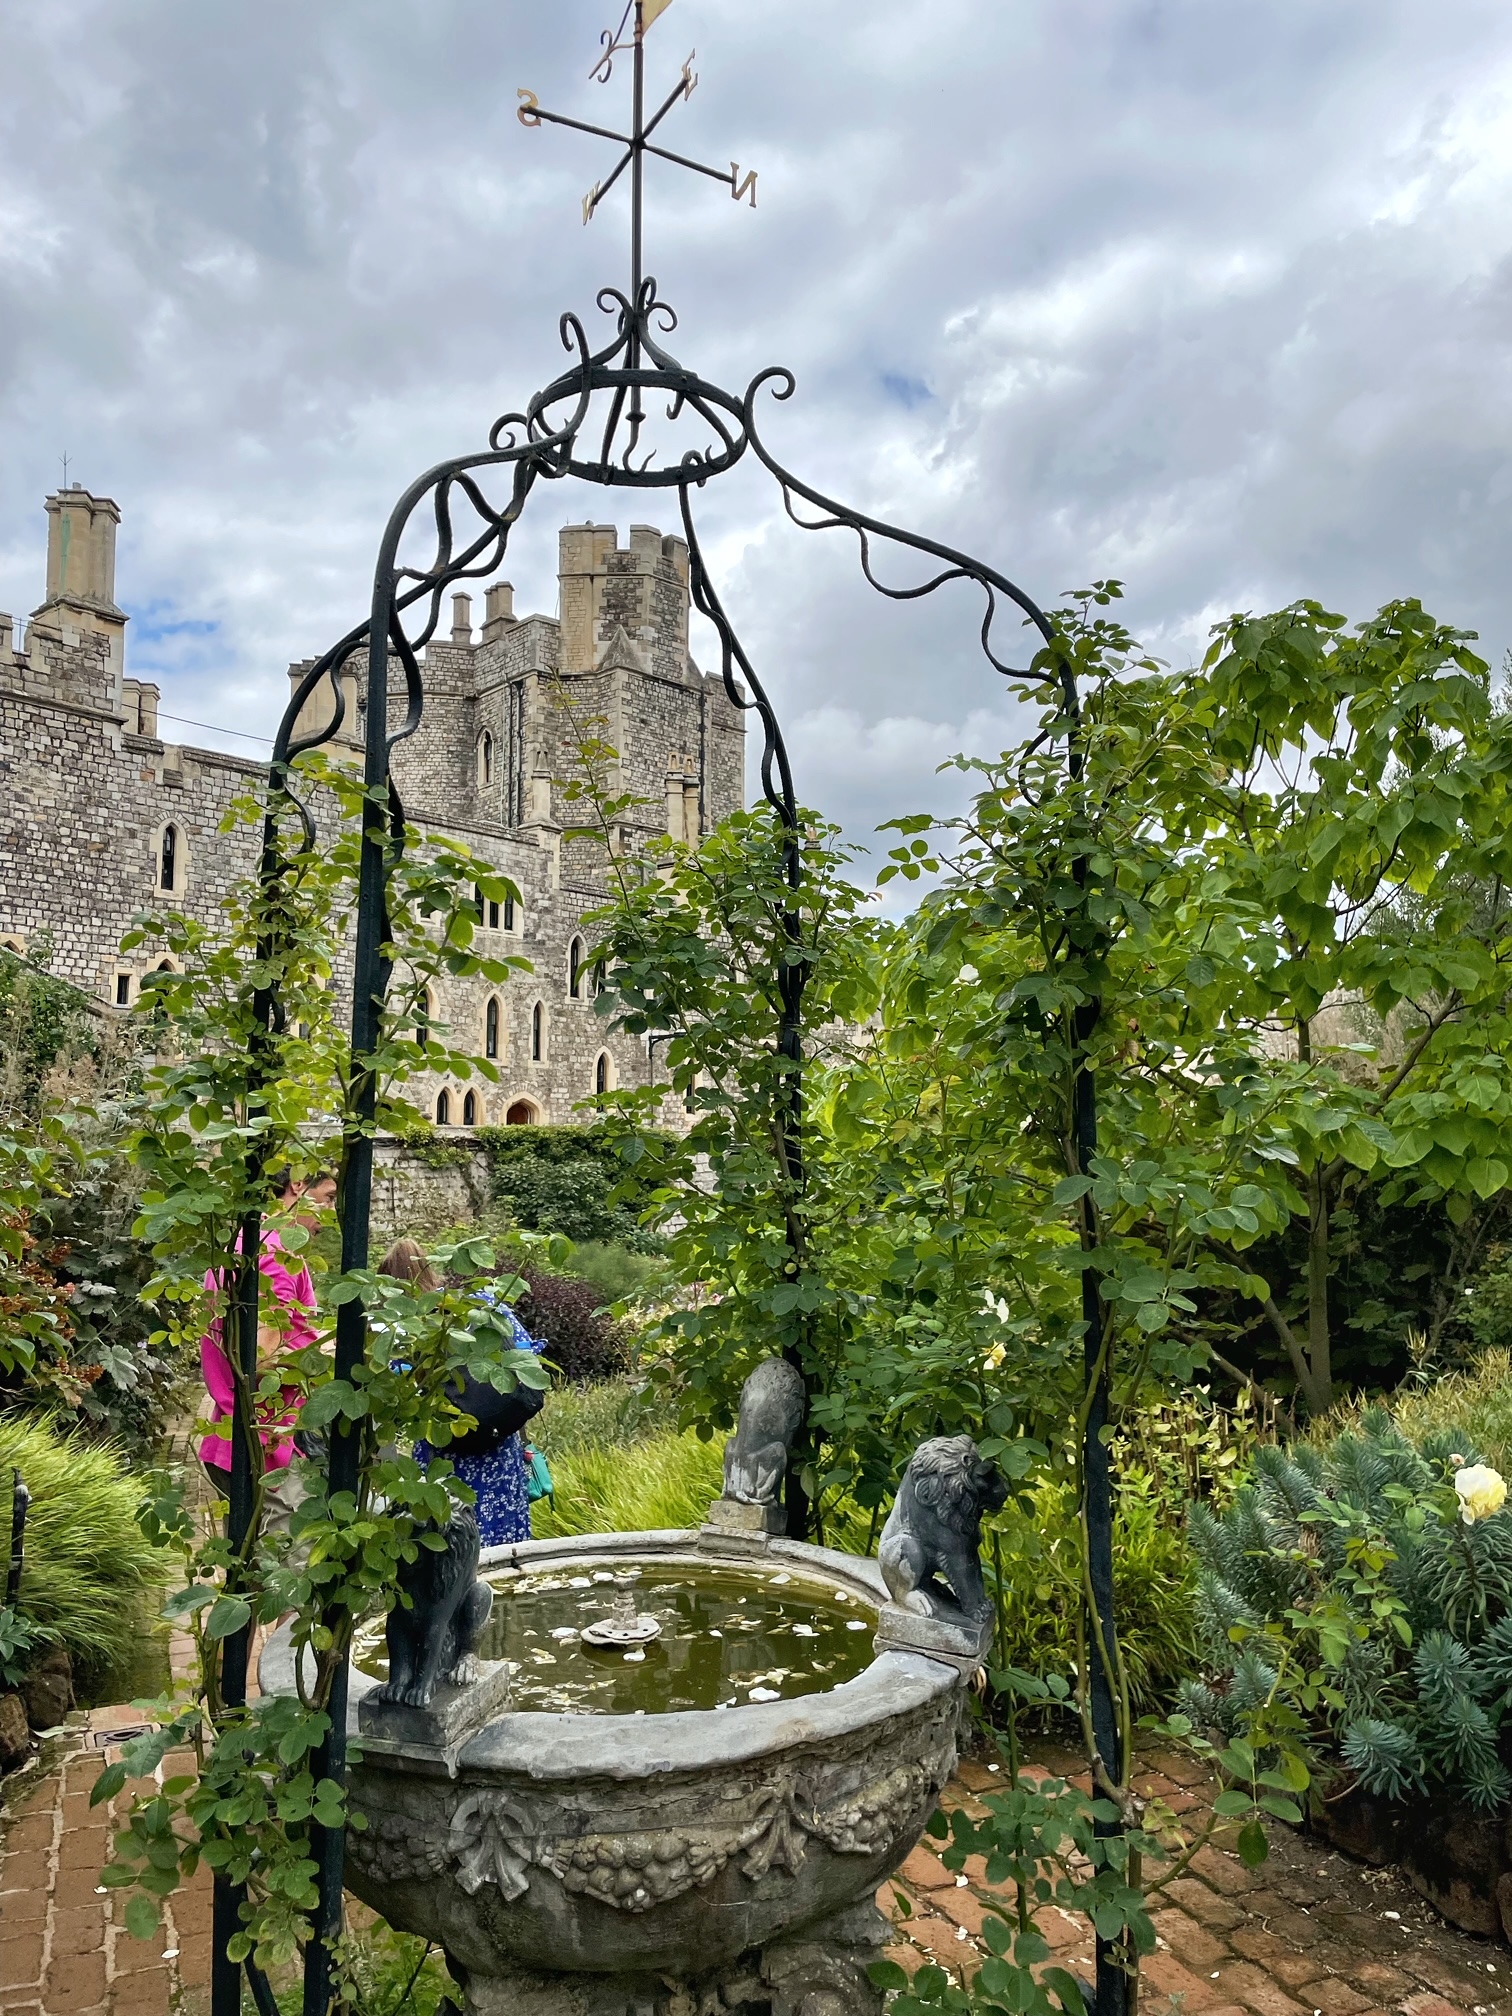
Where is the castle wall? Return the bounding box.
[0,612,263,997]
[0,497,743,1141]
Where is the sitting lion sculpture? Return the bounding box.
[723,1357,807,1506]
[373,1502,494,1710]
[878,1435,1009,1625]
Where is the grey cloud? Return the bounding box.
[3,0,1512,860]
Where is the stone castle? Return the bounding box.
[0,489,746,1126]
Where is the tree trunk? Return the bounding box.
[1304,1164,1332,1415]
[1294,1016,1332,1415]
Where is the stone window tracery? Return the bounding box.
[158,823,181,893]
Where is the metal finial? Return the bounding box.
[518,0,756,312]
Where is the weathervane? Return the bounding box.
[518,0,756,316]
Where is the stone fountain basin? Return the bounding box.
[262,1528,965,1978]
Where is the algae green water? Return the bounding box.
[354,1561,877,1715]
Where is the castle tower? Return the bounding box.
[557,522,691,682]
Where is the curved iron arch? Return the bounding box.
[228,278,1116,2016]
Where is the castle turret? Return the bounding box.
[557,522,691,683]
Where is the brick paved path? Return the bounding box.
[882,1752,1512,2016]
[0,1707,211,2016]
[7,1721,1512,2015]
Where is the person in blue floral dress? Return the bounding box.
[378,1240,547,1547]
[445,1290,546,1545]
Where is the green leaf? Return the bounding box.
[204,1596,252,1641]
[868,1962,910,1992]
[1259,1795,1303,1823]
[91,1762,128,1807]
[124,1895,160,1940]
[1236,1819,1270,1868]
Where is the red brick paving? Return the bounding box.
[879,1753,1512,2015]
[0,1707,210,2016]
[9,1719,1512,2013]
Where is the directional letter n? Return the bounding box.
[730,164,757,208]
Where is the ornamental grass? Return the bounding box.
[0,1411,170,1697]
[531,1424,726,1539]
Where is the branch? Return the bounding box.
[1260,1294,1316,1404]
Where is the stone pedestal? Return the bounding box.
[873,1601,992,1676]
[698,1497,785,1554]
[357,1660,512,1771]
[459,1899,888,2016]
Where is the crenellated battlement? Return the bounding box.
[0,489,744,1131]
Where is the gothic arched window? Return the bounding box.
[595,1051,610,1095]
[462,1089,477,1127]
[485,996,501,1060]
[436,1088,451,1126]
[569,937,584,999]
[159,824,178,892]
[416,989,432,1051]
[478,732,494,787]
[531,1001,544,1062]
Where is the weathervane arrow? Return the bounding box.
[518,0,756,310]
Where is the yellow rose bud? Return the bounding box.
[1455,1464,1507,1525]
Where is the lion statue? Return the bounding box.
[878,1435,1009,1625]
[374,1502,494,1710]
[723,1357,806,1506]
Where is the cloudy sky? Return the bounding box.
[4,0,1512,863]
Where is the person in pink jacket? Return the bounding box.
[199,1170,336,1536]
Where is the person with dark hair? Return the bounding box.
[377,1235,546,1546]
[199,1170,337,1536]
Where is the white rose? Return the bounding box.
[1455,1464,1507,1525]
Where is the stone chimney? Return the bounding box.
[450,592,474,647]
[285,658,362,750]
[38,487,127,683]
[482,581,516,642]
[120,678,160,738]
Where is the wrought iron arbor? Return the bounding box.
[213,8,1127,2015]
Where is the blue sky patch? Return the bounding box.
[881,372,933,410]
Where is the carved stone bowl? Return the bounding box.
[262,1529,967,1997]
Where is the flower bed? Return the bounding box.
[1182,1408,1512,1939]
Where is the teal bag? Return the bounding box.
[526,1446,555,1504]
